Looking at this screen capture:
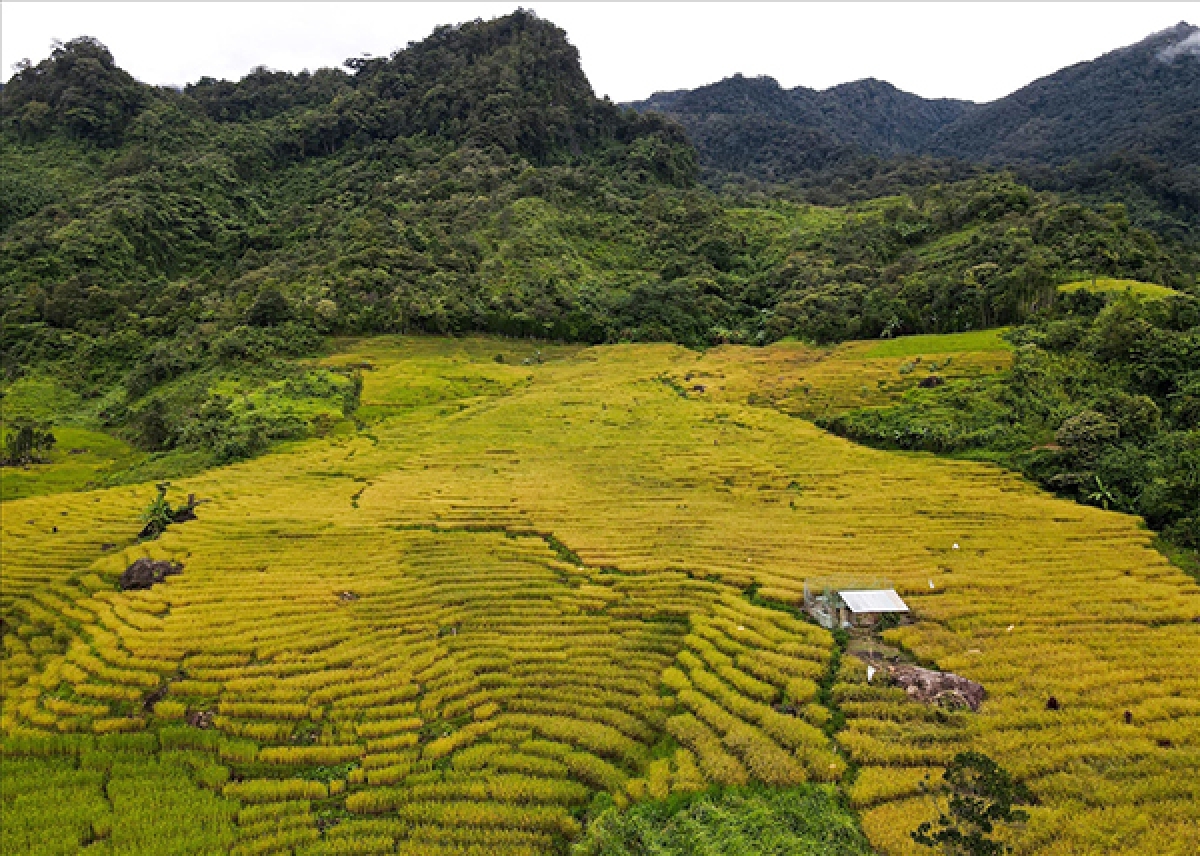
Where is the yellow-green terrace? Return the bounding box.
[3,336,1198,856]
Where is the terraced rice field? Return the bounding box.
[3,336,1198,855]
[1057,278,1181,301]
[683,333,1012,418]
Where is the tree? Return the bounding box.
[1,36,150,145]
[912,751,1033,856]
[134,398,173,451]
[1055,410,1119,458]
[245,287,292,327]
[1,420,56,465]
[139,482,175,538]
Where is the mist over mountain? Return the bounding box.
[928,22,1200,166]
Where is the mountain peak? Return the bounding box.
[1151,21,1200,62]
[929,20,1200,166]
[628,68,975,174]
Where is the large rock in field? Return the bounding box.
[884,662,986,711]
[119,558,182,591]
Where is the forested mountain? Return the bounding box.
[928,22,1200,167]
[0,12,695,360]
[632,23,1200,235]
[6,10,1189,368]
[630,74,972,183]
[932,22,1200,239]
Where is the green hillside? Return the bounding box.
[2,16,1193,375]
[821,296,1199,550]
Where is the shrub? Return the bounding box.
[911,752,1032,856]
[138,482,176,538]
[572,784,872,855]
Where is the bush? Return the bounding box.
[1055,410,1120,456]
[573,784,872,856]
[912,751,1032,856]
[139,482,175,537]
[246,287,292,327]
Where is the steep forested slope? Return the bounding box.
[929,22,1200,167]
[0,12,692,358]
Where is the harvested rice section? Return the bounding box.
[683,335,1013,417]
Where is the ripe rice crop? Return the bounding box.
[3,335,1198,854]
[666,713,748,786]
[223,778,329,802]
[258,744,364,765]
[356,717,423,739]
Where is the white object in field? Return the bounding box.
[838,589,909,614]
[1007,624,1015,632]
[867,665,876,683]
[929,579,936,589]
[952,543,960,550]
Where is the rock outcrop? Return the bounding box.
[119,558,182,590]
[870,659,986,711]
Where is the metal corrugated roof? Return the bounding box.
[838,589,909,613]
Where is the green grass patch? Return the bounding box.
[573,784,872,855]
[1058,278,1179,300]
[727,204,845,240]
[1,374,85,422]
[0,427,144,502]
[865,328,1011,358]
[914,225,981,259]
[1154,537,1200,585]
[0,752,238,855]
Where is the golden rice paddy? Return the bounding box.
[2,335,1197,855]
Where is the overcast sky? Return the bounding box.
[3,2,1198,103]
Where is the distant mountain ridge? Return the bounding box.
[629,22,1200,232]
[928,21,1200,166]
[632,74,973,161]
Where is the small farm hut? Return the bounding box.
[835,589,909,628]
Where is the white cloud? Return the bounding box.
[1158,29,1200,61]
[2,2,1198,102]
